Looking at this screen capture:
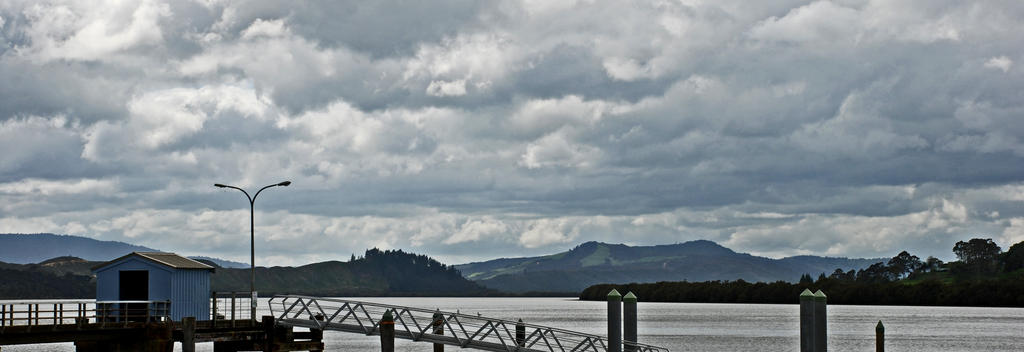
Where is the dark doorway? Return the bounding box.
[119,271,148,321]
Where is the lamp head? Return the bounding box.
[277,181,292,187]
[214,183,228,188]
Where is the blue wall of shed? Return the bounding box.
[170,269,211,320]
[94,256,211,321]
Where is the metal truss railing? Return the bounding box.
[269,295,669,352]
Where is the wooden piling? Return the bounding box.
[799,289,814,352]
[380,310,395,352]
[311,312,325,350]
[516,319,525,347]
[607,289,622,352]
[182,316,197,352]
[432,311,444,352]
[876,320,884,352]
[263,315,276,352]
[623,292,637,352]
[813,290,827,352]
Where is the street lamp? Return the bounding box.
[214,180,291,320]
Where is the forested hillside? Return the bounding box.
[580,238,1024,307]
[211,248,492,296]
[0,257,96,299]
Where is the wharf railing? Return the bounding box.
[269,295,670,352]
[0,300,170,330]
[211,291,253,323]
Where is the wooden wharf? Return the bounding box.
[2,291,673,352]
[0,294,324,352]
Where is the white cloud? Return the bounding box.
[749,1,862,44]
[0,178,117,196]
[1001,218,1024,246]
[602,57,657,81]
[749,0,964,45]
[426,79,468,97]
[725,202,974,259]
[21,0,170,62]
[82,84,271,160]
[520,0,584,17]
[445,217,509,244]
[791,96,930,158]
[984,56,1013,73]
[506,95,617,137]
[403,33,513,91]
[519,218,578,248]
[240,18,288,39]
[519,131,601,169]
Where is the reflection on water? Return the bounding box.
[3,297,1022,351]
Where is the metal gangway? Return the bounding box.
[269,295,669,352]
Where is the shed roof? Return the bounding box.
[93,252,215,271]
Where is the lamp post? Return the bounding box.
[214,181,291,320]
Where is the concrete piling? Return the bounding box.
[623,292,638,352]
[876,320,884,352]
[432,311,444,352]
[608,289,622,352]
[813,290,827,352]
[380,311,395,352]
[799,289,814,352]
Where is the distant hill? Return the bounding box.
[0,256,96,299]
[188,256,248,269]
[0,248,492,299]
[455,240,882,293]
[212,248,492,296]
[0,233,156,263]
[0,233,248,268]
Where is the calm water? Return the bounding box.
[3,297,1022,351]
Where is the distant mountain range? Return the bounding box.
[0,233,885,297]
[0,233,248,268]
[455,240,883,293]
[0,234,489,298]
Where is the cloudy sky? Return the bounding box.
[1,0,1022,266]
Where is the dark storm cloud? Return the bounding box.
[207,0,490,58]
[511,44,673,102]
[1,0,1023,265]
[0,60,131,124]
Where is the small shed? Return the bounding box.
[93,252,215,321]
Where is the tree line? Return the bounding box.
[580,238,1024,307]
